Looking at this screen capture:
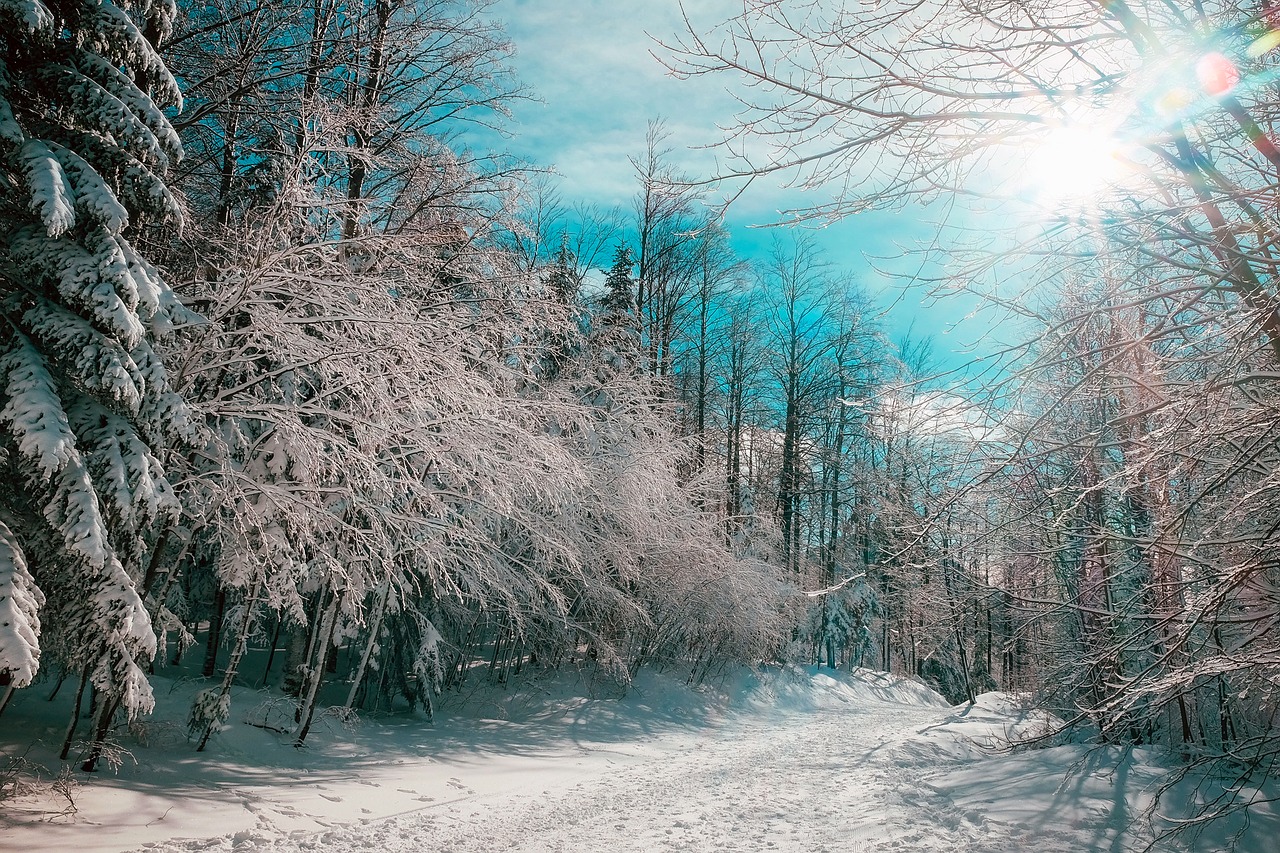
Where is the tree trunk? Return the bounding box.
[202,585,227,678]
[58,668,90,761]
[293,589,339,747]
[345,579,392,709]
[340,0,394,243]
[80,693,122,772]
[196,578,263,751]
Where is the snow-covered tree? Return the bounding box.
[0,0,193,757]
[587,244,642,391]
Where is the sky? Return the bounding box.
[477,0,996,371]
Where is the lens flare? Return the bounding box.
[1196,52,1240,96]
[1248,30,1280,59]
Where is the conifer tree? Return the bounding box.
[590,244,641,387]
[601,244,637,321]
[0,0,193,749]
[549,236,580,306]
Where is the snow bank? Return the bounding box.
[740,665,951,715]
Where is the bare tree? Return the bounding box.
[668,5,1280,823]
[632,120,704,378]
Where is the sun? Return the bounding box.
[1024,124,1126,206]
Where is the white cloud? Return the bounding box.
[870,386,1004,445]
[482,0,1001,372]
[493,0,739,205]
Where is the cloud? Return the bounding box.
[870,386,1004,446]
[492,0,737,203]
[477,0,999,371]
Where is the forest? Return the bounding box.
[1,0,1279,843]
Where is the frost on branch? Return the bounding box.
[0,520,43,687]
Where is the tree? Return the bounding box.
[164,0,525,252]
[588,244,643,390]
[0,0,193,767]
[718,292,767,544]
[676,222,744,473]
[761,235,840,575]
[329,0,527,243]
[666,1,1280,832]
[632,120,702,379]
[807,293,879,670]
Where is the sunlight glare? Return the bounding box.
[1026,125,1124,206]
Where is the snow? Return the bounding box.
[0,520,44,687]
[0,338,78,478]
[2,0,55,35]
[3,667,1278,852]
[21,139,77,237]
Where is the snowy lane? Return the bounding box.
[426,703,996,853]
[15,669,1280,852]
[131,683,1059,853]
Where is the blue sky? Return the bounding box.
[482,0,997,369]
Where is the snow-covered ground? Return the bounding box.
[3,667,1278,852]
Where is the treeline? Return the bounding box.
[661,0,1280,838]
[0,0,933,768]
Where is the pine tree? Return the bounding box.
[591,244,641,383]
[601,244,637,321]
[549,235,580,305]
[0,0,193,746]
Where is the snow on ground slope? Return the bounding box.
[3,667,1278,852]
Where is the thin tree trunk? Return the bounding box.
[197,578,263,751]
[202,586,228,678]
[341,0,394,243]
[59,668,90,760]
[260,615,283,688]
[345,579,392,709]
[293,590,339,747]
[285,589,329,698]
[46,669,67,701]
[81,693,122,772]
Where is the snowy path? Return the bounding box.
[121,676,1088,853]
[11,669,1276,852]
[373,700,1001,853]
